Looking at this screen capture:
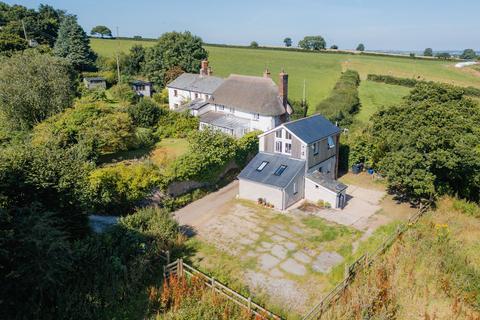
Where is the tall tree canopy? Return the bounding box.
[0,51,77,129]
[423,47,433,56]
[356,43,365,51]
[351,83,480,202]
[90,25,112,38]
[460,48,477,60]
[283,37,292,47]
[54,15,96,70]
[0,3,64,50]
[143,31,207,86]
[298,36,326,50]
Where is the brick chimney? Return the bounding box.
[279,69,288,108]
[200,60,209,76]
[263,68,271,78]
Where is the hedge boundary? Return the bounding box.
[367,74,480,97]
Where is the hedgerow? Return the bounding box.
[316,69,361,126]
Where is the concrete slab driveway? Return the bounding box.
[292,185,385,231]
[173,180,239,231]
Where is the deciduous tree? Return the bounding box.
[356,43,365,51]
[298,36,326,50]
[283,37,292,47]
[423,47,433,56]
[90,25,112,38]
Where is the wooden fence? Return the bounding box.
[302,204,429,320]
[163,258,282,319]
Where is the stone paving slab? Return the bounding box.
[312,252,344,273]
[259,253,281,270]
[280,258,307,276]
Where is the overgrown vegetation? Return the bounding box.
[349,82,480,202]
[316,69,361,126]
[323,198,480,319]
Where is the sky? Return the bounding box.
[5,0,480,51]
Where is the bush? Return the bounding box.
[133,127,157,148]
[152,88,169,105]
[166,129,237,183]
[87,162,162,214]
[128,99,163,127]
[156,110,199,138]
[367,73,480,98]
[234,130,261,167]
[453,199,480,218]
[110,83,138,105]
[316,70,360,126]
[32,102,138,158]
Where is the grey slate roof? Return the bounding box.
[306,171,347,193]
[200,111,250,130]
[84,77,105,82]
[131,80,152,86]
[238,152,305,189]
[167,73,224,94]
[284,114,341,144]
[209,75,287,116]
[186,99,209,110]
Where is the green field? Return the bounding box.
[357,81,411,123]
[90,38,480,114]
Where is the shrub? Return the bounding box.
[156,110,199,138]
[166,129,237,183]
[87,162,162,214]
[133,127,157,148]
[368,74,480,98]
[234,130,261,167]
[316,70,360,126]
[110,83,138,105]
[128,99,163,127]
[152,88,169,105]
[453,199,480,218]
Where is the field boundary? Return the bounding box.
[302,203,430,320]
[163,257,282,319]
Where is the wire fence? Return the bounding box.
[302,203,429,320]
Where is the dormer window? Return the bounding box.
[327,136,335,149]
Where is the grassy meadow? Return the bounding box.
[91,38,480,115]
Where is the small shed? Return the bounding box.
[131,80,153,97]
[305,171,347,209]
[84,77,106,90]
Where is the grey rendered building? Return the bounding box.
[238,114,347,210]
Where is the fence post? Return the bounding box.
[211,277,215,292]
[166,250,170,265]
[163,264,166,278]
[179,258,183,277]
[248,296,251,313]
[364,252,369,266]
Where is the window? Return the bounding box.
[218,105,225,111]
[327,136,335,149]
[174,90,178,97]
[285,143,292,154]
[254,113,260,120]
[313,142,319,155]
[275,141,282,153]
[275,130,282,138]
[293,182,298,194]
[285,131,292,140]
[195,93,199,99]
[257,161,268,172]
[274,165,287,176]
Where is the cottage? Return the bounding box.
[131,80,153,97]
[83,77,106,90]
[167,60,224,109]
[167,60,292,138]
[238,114,347,210]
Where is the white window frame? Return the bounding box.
[285,131,292,140]
[313,142,319,155]
[327,136,335,149]
[257,161,268,172]
[275,130,282,138]
[285,143,292,154]
[275,141,282,153]
[293,182,298,194]
[254,113,260,120]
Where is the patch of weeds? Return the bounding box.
[453,198,480,218]
[338,243,353,257]
[302,216,358,243]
